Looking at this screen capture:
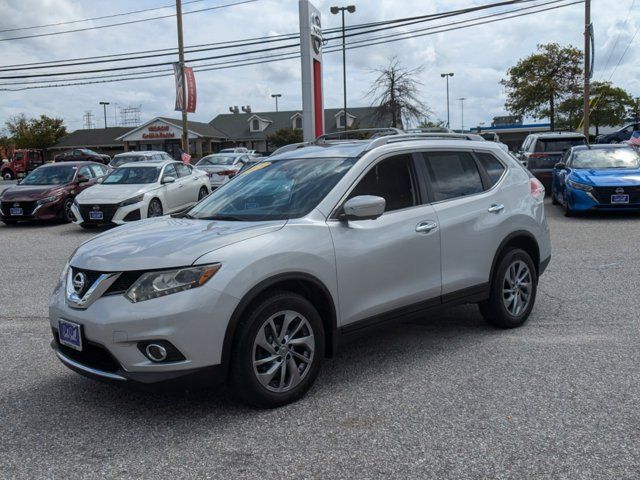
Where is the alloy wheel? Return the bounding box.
[502,260,532,317]
[64,199,74,222]
[252,310,315,393]
[198,187,208,200]
[148,199,163,217]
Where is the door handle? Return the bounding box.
[488,203,505,213]
[415,221,438,233]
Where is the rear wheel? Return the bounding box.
[230,291,325,408]
[2,170,14,180]
[147,198,163,218]
[479,248,537,329]
[198,186,209,200]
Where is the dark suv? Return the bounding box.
[596,123,640,144]
[55,148,110,165]
[517,133,587,190]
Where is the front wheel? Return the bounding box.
[60,198,74,223]
[563,192,574,217]
[230,291,325,408]
[198,186,209,200]
[2,170,14,180]
[479,248,537,328]
[147,198,163,218]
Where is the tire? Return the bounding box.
[563,193,574,217]
[198,186,209,201]
[60,198,74,223]
[479,248,537,329]
[147,198,163,218]
[230,291,325,408]
[2,170,14,180]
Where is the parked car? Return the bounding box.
[71,160,210,228]
[551,144,640,216]
[0,161,107,225]
[218,147,249,154]
[109,151,174,168]
[50,134,550,407]
[55,148,110,165]
[1,149,46,180]
[595,123,640,144]
[517,132,587,190]
[194,153,251,188]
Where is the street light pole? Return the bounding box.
[583,0,591,141]
[271,94,282,112]
[175,0,189,155]
[440,73,454,128]
[331,5,356,135]
[99,101,110,128]
[458,97,467,132]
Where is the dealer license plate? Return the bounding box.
[611,194,629,204]
[10,207,23,216]
[89,210,104,220]
[58,319,82,351]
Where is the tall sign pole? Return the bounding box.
[299,0,324,142]
[176,0,189,153]
[583,0,591,141]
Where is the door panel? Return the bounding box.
[161,164,181,211]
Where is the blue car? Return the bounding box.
[551,144,640,216]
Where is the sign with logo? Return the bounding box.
[299,0,324,142]
[142,123,175,139]
[174,63,197,113]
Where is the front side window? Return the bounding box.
[102,166,160,184]
[77,166,94,180]
[163,164,178,179]
[348,154,417,212]
[476,152,506,186]
[89,165,107,177]
[188,158,356,221]
[422,151,484,201]
[175,163,191,177]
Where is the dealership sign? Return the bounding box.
[299,0,324,142]
[142,125,175,139]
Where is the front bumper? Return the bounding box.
[49,277,240,385]
[0,197,65,221]
[72,201,144,226]
[567,188,640,211]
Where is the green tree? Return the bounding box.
[418,118,447,129]
[557,82,632,135]
[5,114,67,149]
[266,127,303,148]
[501,43,583,131]
[626,96,640,123]
[367,57,432,129]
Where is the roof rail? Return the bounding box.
[314,128,403,143]
[363,132,485,152]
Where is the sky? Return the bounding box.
[0,0,638,134]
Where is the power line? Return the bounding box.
[0,0,258,42]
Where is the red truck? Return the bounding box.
[1,149,46,180]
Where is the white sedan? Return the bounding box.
[71,160,210,228]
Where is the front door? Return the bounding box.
[327,153,442,327]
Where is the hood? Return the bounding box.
[571,168,640,186]
[71,216,287,271]
[0,184,67,201]
[76,183,158,203]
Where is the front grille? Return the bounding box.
[593,186,640,204]
[78,203,119,223]
[69,267,102,298]
[1,201,37,216]
[52,328,120,373]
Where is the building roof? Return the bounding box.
[157,117,227,138]
[50,127,130,150]
[209,107,390,140]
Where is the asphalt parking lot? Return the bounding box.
[1,188,639,479]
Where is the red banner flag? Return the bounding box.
[184,67,197,113]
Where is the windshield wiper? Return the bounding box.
[197,214,246,221]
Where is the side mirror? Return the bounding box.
[554,162,566,170]
[162,176,176,184]
[342,195,386,220]
[77,175,89,183]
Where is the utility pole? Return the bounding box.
[175,0,189,154]
[99,101,110,128]
[440,73,454,128]
[583,0,591,141]
[458,97,467,132]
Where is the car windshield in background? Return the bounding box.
[572,148,640,169]
[110,155,146,167]
[197,155,236,166]
[102,166,160,184]
[536,138,586,152]
[188,158,356,221]
[21,166,76,185]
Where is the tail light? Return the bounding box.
[527,153,550,158]
[530,177,545,202]
[217,169,238,176]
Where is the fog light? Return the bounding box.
[145,344,167,362]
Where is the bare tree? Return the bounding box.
[367,58,432,129]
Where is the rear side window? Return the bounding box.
[476,152,505,186]
[535,138,586,152]
[421,152,484,201]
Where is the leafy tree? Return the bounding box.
[557,82,632,135]
[627,97,640,123]
[266,127,303,148]
[418,118,447,129]
[501,43,583,131]
[367,57,432,129]
[5,114,67,149]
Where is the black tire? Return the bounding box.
[60,197,74,223]
[2,170,14,180]
[479,248,537,329]
[198,186,209,200]
[147,198,163,218]
[230,291,325,408]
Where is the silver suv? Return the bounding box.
[49,134,551,407]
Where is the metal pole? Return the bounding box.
[275,96,279,112]
[446,76,450,128]
[583,0,591,141]
[103,104,107,128]
[459,97,467,131]
[341,9,347,135]
[175,0,189,154]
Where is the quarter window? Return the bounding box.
[421,151,484,201]
[476,152,505,186]
[348,154,417,212]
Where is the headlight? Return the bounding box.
[119,194,145,207]
[37,194,61,205]
[125,264,221,303]
[567,179,593,192]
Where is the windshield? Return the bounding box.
[536,137,586,153]
[21,166,76,185]
[572,148,640,169]
[188,157,356,221]
[102,166,160,184]
[110,155,146,167]
[197,155,236,166]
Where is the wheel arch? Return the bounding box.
[490,231,541,282]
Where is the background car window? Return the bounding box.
[163,164,178,179]
[175,163,191,177]
[422,151,484,201]
[89,165,106,177]
[348,154,416,212]
[77,166,94,180]
[476,152,506,186]
[535,138,586,152]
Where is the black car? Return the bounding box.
[596,123,640,144]
[54,148,110,165]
